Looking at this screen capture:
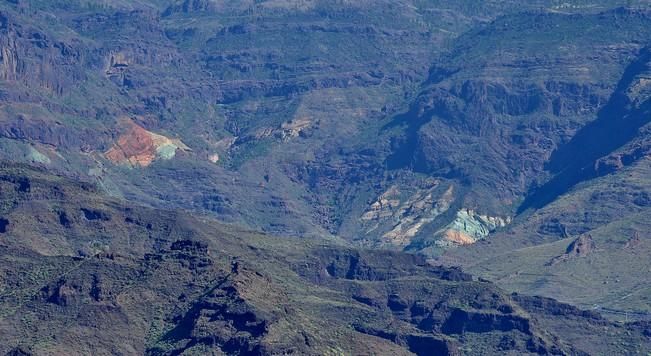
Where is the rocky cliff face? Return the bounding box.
[0,11,83,94]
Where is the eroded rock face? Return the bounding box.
[105,119,190,167]
[382,185,455,247]
[360,181,455,248]
[360,185,401,222]
[156,266,274,355]
[0,114,105,151]
[566,233,596,256]
[437,209,511,247]
[105,52,131,87]
[547,234,596,265]
[0,12,83,95]
[359,181,512,248]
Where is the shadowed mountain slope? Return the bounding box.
[440,42,651,318]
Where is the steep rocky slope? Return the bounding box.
[4,0,640,244]
[374,7,651,251]
[1,162,651,355]
[2,0,651,340]
[440,41,651,319]
[0,0,459,238]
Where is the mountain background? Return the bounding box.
[1,0,651,354]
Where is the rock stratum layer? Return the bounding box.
[105,119,190,167]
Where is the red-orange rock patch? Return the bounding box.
[443,230,475,245]
[105,120,188,167]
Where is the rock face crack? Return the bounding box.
[0,218,8,233]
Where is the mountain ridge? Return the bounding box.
[1,161,650,355]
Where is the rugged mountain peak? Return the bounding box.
[546,234,596,266]
[565,233,596,256]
